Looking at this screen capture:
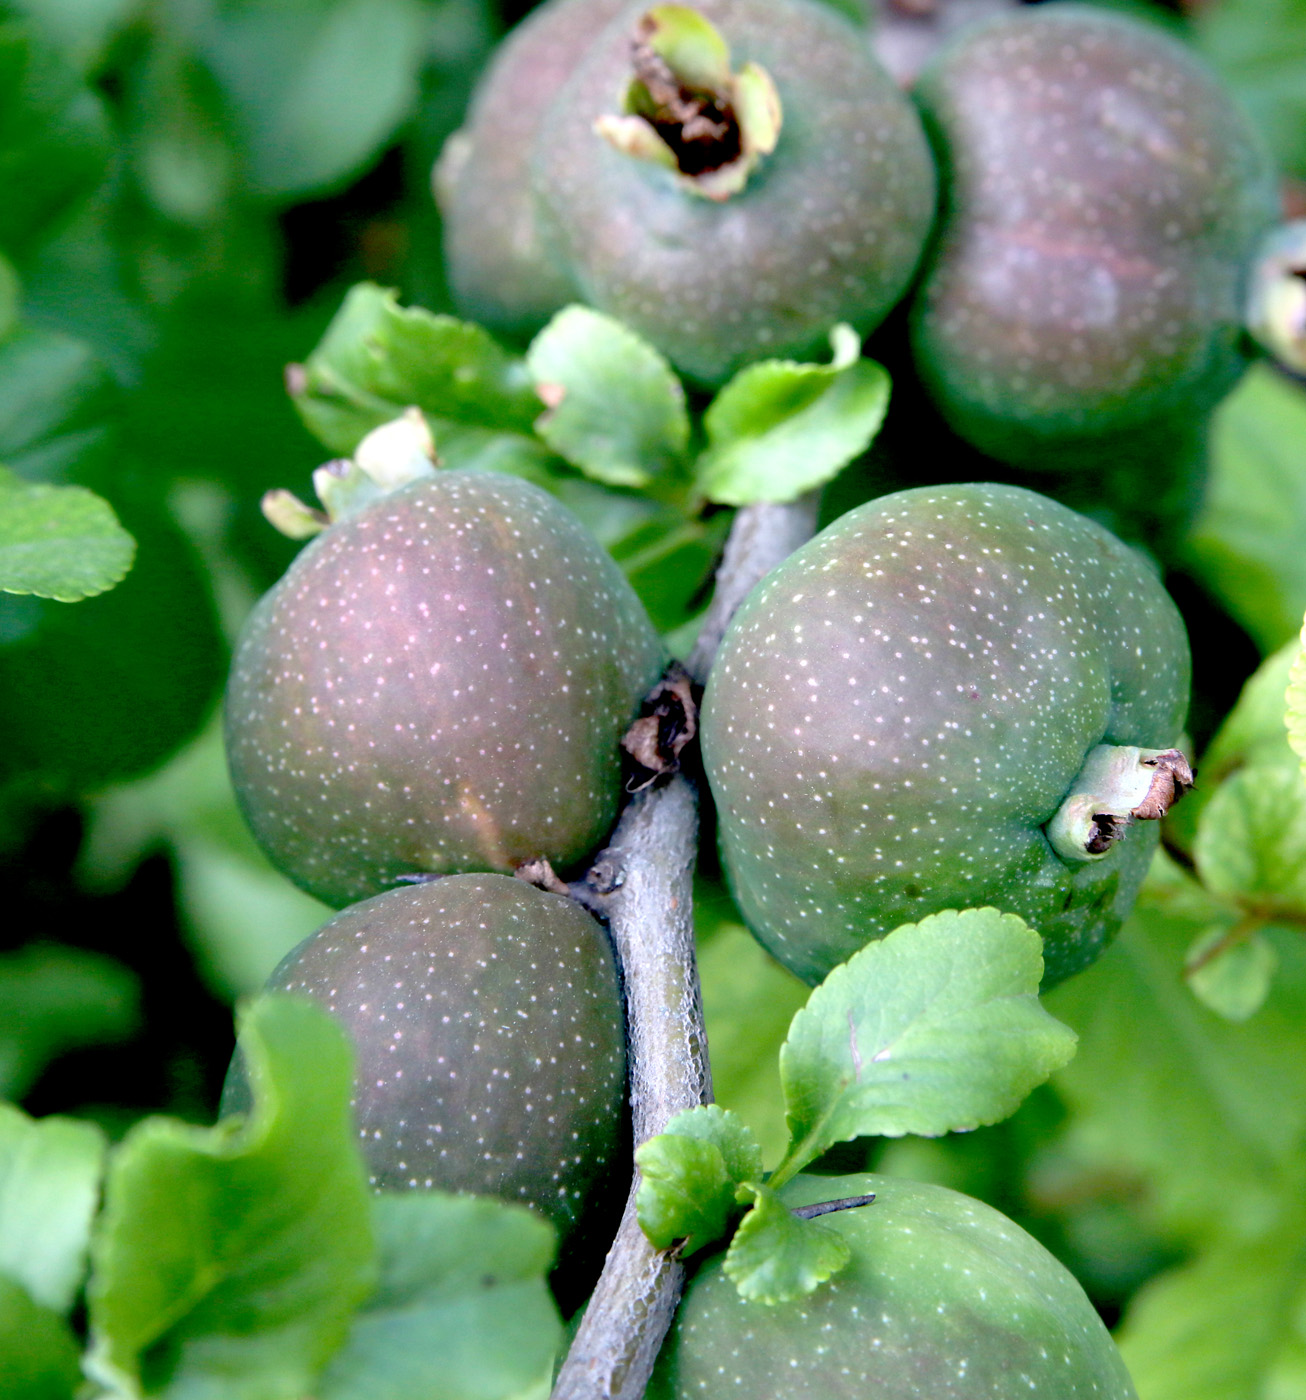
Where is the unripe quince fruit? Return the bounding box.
[226,468,665,908]
[224,875,628,1279]
[531,0,937,386]
[649,1172,1137,1400]
[909,4,1277,472]
[701,482,1191,987]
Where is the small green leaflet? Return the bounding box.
[1194,766,1306,924]
[84,995,375,1400]
[526,306,689,489]
[1288,617,1306,776]
[1185,924,1280,1022]
[319,1193,562,1400]
[0,468,134,601]
[635,1106,762,1254]
[290,283,540,454]
[772,909,1077,1185]
[0,1107,106,1315]
[722,1182,850,1305]
[696,324,890,506]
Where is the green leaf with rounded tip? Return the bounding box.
[0,943,139,1100]
[773,909,1077,1185]
[722,1182,850,1304]
[291,283,541,455]
[0,467,134,600]
[1167,638,1302,856]
[84,995,375,1400]
[635,1106,764,1254]
[0,1105,106,1315]
[0,1276,81,1400]
[198,0,428,200]
[1288,620,1306,776]
[696,335,889,506]
[1185,925,1279,1022]
[1194,765,1306,922]
[1185,365,1306,653]
[319,1193,562,1400]
[635,1135,735,1255]
[663,1104,764,1186]
[527,306,690,489]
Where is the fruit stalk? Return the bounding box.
[551,496,819,1400]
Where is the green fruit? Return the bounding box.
[225,469,665,908]
[437,0,625,338]
[700,482,1190,987]
[532,0,936,387]
[223,875,628,1278]
[909,4,1277,472]
[649,1172,1137,1400]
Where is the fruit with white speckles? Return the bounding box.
[648,1172,1138,1399]
[700,482,1191,987]
[225,469,666,908]
[530,0,937,387]
[223,875,628,1278]
[436,0,626,338]
[909,4,1277,472]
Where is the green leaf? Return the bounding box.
[606,508,731,635]
[1167,637,1302,855]
[1185,924,1279,1022]
[319,1193,562,1400]
[0,943,140,1100]
[775,909,1077,1183]
[0,1105,106,1314]
[0,20,110,257]
[721,1181,850,1305]
[635,1106,763,1255]
[0,322,119,481]
[526,306,689,489]
[1194,765,1306,923]
[1288,619,1306,776]
[1185,365,1306,652]
[0,1275,81,1400]
[1117,1187,1306,1400]
[1048,855,1306,1241]
[85,995,375,1400]
[1196,0,1306,179]
[291,283,540,454]
[200,0,429,200]
[696,328,890,506]
[0,466,134,600]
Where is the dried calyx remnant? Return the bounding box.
[1047,746,1194,863]
[595,3,782,199]
[1246,220,1306,378]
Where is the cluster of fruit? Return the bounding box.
[221,0,1277,1394]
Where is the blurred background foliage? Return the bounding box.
[2,0,1306,1394]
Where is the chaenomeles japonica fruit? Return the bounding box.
[908,3,1278,475]
[226,435,665,909]
[222,874,628,1296]
[701,481,1192,989]
[525,0,936,386]
[435,0,628,339]
[648,1173,1137,1400]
